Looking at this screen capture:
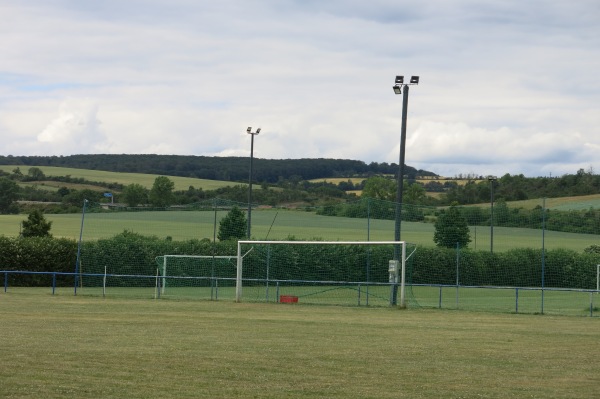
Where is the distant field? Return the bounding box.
[0,209,597,251]
[0,292,598,398]
[0,165,236,191]
[416,178,479,186]
[309,177,366,185]
[311,177,482,187]
[506,194,600,210]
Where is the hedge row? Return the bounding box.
[412,247,600,289]
[0,236,77,286]
[1,234,599,289]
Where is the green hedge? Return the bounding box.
[0,236,77,286]
[411,247,600,289]
[1,233,599,289]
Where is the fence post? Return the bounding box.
[456,242,460,309]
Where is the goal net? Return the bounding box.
[235,240,412,307]
[155,255,238,300]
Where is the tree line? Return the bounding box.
[0,154,431,183]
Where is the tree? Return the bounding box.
[0,177,20,214]
[362,176,396,201]
[217,206,247,241]
[122,183,148,207]
[11,167,24,181]
[62,189,103,206]
[149,176,175,207]
[404,183,427,205]
[433,204,471,248]
[22,209,53,237]
[27,167,46,181]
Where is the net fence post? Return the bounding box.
[400,241,406,308]
[235,240,243,302]
[161,256,167,295]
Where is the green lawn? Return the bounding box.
[0,291,598,398]
[0,165,236,191]
[471,194,600,211]
[410,285,599,317]
[60,283,600,317]
[1,208,599,251]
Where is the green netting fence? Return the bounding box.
[4,196,597,314]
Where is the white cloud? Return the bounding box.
[36,99,108,154]
[0,0,599,177]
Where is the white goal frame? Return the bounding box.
[235,240,407,306]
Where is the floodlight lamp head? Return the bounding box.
[395,76,404,84]
[393,85,402,95]
[256,128,261,134]
[247,127,252,133]
[410,76,419,84]
[487,175,497,181]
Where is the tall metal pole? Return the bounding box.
[395,85,409,245]
[490,179,495,253]
[246,127,261,238]
[541,197,546,314]
[392,85,409,305]
[247,133,255,239]
[74,199,88,296]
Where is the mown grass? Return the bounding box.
[0,165,236,191]
[0,291,598,399]
[46,283,599,317]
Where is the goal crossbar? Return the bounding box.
[235,240,407,306]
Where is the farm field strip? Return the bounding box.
[1,209,599,251]
[0,165,236,191]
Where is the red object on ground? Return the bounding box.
[280,295,298,303]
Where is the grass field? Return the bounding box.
[0,165,236,191]
[1,291,598,398]
[1,208,599,252]
[506,194,600,210]
[22,281,598,317]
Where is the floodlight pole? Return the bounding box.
[247,127,260,239]
[392,75,418,306]
[395,85,409,247]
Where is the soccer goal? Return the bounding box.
[156,255,239,299]
[235,240,409,307]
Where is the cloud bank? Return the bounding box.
[0,0,598,177]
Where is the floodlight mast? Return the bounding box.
[247,127,261,238]
[391,75,419,307]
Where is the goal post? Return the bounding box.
[235,240,407,307]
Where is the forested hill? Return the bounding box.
[0,154,436,183]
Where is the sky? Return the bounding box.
[1,0,599,178]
